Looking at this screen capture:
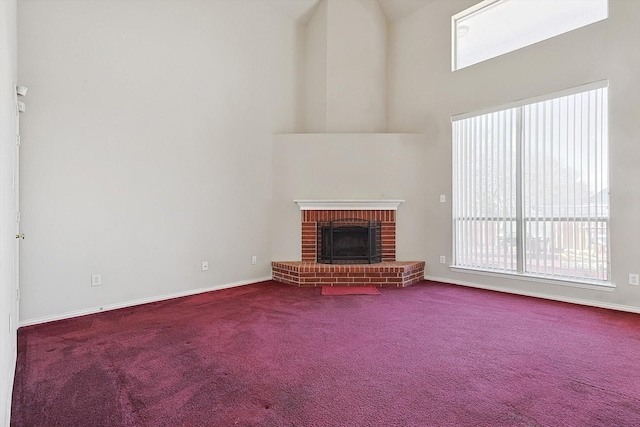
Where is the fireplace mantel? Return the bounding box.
[294,200,404,211]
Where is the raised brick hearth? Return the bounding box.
[272,201,425,288]
[272,261,425,288]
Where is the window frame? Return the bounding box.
[451,0,609,71]
[451,80,612,289]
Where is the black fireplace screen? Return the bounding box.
[317,218,382,264]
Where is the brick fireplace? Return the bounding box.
[272,200,425,288]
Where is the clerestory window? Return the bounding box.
[452,0,609,71]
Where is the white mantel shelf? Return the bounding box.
[294,200,405,211]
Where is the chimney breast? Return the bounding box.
[304,0,388,133]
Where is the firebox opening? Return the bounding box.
[317,218,382,264]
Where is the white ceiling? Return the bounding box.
[265,0,321,25]
[377,0,436,23]
[265,0,436,25]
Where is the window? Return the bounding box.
[452,81,609,285]
[452,0,608,71]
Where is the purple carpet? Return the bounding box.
[321,285,380,295]
[11,280,640,426]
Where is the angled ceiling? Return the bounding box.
[377,0,436,22]
[265,0,321,25]
[266,0,436,25]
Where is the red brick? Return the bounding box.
[334,282,353,287]
[382,273,401,278]
[348,273,366,278]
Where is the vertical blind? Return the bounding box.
[452,82,609,283]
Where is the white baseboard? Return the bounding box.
[423,274,640,315]
[20,273,639,327]
[19,276,272,327]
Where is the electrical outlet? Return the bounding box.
[629,274,640,286]
[251,256,257,265]
[91,274,101,286]
[202,261,209,271]
[439,256,446,264]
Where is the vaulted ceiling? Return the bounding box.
[266,0,436,25]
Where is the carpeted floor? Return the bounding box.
[321,285,380,295]
[11,280,640,426]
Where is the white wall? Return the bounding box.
[304,0,328,132]
[326,0,387,132]
[388,0,640,310]
[271,133,428,262]
[303,0,387,132]
[0,0,18,423]
[18,0,302,323]
[15,0,640,328]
